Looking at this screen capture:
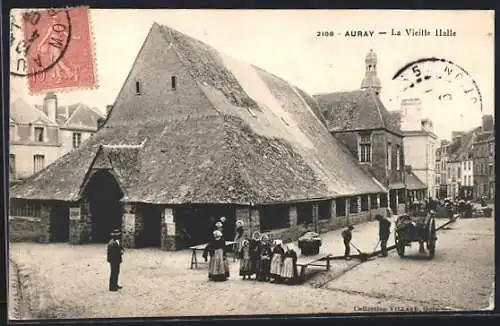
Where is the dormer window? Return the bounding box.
[358,132,372,163]
[171,76,176,90]
[135,81,142,95]
[34,127,44,142]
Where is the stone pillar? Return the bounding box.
[69,205,91,244]
[122,203,136,248]
[377,194,381,208]
[249,207,260,234]
[367,195,372,220]
[39,203,51,243]
[161,207,176,251]
[330,200,336,220]
[357,196,361,213]
[236,206,251,238]
[289,205,297,227]
[312,203,319,233]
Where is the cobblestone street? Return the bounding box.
[9,212,494,319]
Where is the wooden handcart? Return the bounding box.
[394,202,437,259]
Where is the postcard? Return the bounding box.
[8,8,495,319]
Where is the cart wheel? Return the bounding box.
[427,219,436,259]
[395,233,405,258]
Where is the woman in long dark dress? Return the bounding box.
[257,234,272,281]
[203,230,228,282]
[280,245,298,285]
[269,239,285,283]
[249,231,261,279]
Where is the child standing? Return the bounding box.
[239,239,252,280]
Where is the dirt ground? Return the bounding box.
[8,211,495,319]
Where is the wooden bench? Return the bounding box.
[189,241,236,269]
[295,253,332,283]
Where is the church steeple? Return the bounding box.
[361,49,382,95]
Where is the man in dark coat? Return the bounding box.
[107,229,124,291]
[341,225,354,260]
[374,215,391,257]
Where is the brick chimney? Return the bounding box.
[482,114,494,132]
[43,92,57,123]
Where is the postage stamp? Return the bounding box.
[7,9,495,320]
[10,6,97,93]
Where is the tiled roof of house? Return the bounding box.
[448,126,482,162]
[313,89,402,135]
[10,98,57,126]
[10,23,387,204]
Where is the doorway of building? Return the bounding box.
[83,169,124,243]
[136,204,162,248]
[49,203,69,242]
[174,205,236,249]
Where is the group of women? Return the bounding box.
[238,230,298,284]
[202,218,299,284]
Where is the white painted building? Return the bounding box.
[398,98,438,198]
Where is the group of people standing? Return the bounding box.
[202,218,300,284]
[237,230,298,284]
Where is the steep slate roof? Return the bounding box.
[10,23,386,204]
[10,98,57,126]
[313,90,402,135]
[405,170,427,190]
[448,127,481,162]
[33,102,104,129]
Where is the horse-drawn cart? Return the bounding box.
[394,202,437,259]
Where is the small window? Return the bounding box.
[34,127,44,142]
[73,132,82,148]
[135,81,142,95]
[171,76,176,90]
[358,132,372,163]
[33,154,45,173]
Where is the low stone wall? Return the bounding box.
[9,216,46,243]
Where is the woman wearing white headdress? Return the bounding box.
[269,239,285,283]
[203,230,228,281]
[280,245,298,284]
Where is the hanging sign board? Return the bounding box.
[164,208,174,224]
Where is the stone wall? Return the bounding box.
[9,217,43,242]
[122,204,135,248]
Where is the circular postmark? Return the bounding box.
[388,57,483,114]
[10,8,72,77]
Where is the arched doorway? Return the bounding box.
[82,169,124,243]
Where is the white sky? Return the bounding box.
[10,9,494,140]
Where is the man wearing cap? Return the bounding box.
[341,225,354,260]
[107,229,124,291]
[374,215,391,257]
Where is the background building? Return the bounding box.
[9,93,105,182]
[435,139,450,199]
[315,49,406,214]
[473,114,495,201]
[398,98,438,198]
